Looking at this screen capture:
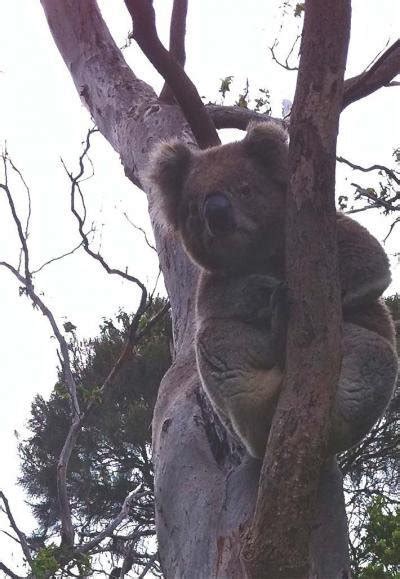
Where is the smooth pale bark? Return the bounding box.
[41,1,350,576]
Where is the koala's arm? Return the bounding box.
[337,214,391,309]
[195,273,286,458]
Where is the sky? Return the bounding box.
[0,0,399,575]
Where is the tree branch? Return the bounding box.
[78,485,145,554]
[0,492,32,565]
[0,561,24,579]
[61,127,148,296]
[207,104,283,131]
[343,39,400,109]
[124,0,220,148]
[159,0,188,103]
[337,155,400,187]
[243,1,350,576]
[269,35,300,71]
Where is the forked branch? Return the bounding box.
[124,0,220,148]
[343,39,400,109]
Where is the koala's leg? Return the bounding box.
[196,319,283,459]
[330,323,398,453]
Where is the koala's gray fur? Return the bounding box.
[150,122,398,458]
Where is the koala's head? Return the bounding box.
[150,122,288,273]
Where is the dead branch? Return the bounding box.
[124,0,220,148]
[137,552,158,579]
[351,182,397,213]
[343,39,400,109]
[123,212,156,252]
[242,1,350,576]
[337,155,400,187]
[61,128,148,295]
[32,237,88,274]
[159,0,188,103]
[0,562,24,579]
[269,36,300,71]
[0,260,80,547]
[78,485,144,554]
[0,492,32,565]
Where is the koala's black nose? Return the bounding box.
[204,193,235,236]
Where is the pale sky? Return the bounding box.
[0,1,399,575]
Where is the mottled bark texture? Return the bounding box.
[243,1,351,576]
[41,1,350,577]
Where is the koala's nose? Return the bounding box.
[204,193,236,236]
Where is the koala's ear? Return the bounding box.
[149,141,193,229]
[243,122,288,185]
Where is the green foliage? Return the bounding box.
[219,75,233,100]
[254,88,272,115]
[31,545,59,578]
[355,497,400,578]
[386,294,400,321]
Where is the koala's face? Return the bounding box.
[150,122,288,273]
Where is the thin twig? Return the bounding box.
[123,212,156,252]
[124,0,220,148]
[32,237,89,274]
[269,36,300,72]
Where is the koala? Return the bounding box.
[150,122,398,458]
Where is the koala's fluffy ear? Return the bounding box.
[149,141,193,229]
[243,122,288,185]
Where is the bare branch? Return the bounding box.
[78,484,144,554]
[0,561,24,579]
[0,492,32,565]
[337,155,400,187]
[343,39,400,109]
[350,182,398,213]
[137,552,158,579]
[159,0,188,103]
[123,212,156,252]
[0,161,31,284]
[269,36,300,71]
[32,237,88,274]
[61,128,148,296]
[124,0,220,148]
[0,261,79,547]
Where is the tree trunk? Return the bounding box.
[40,1,350,576]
